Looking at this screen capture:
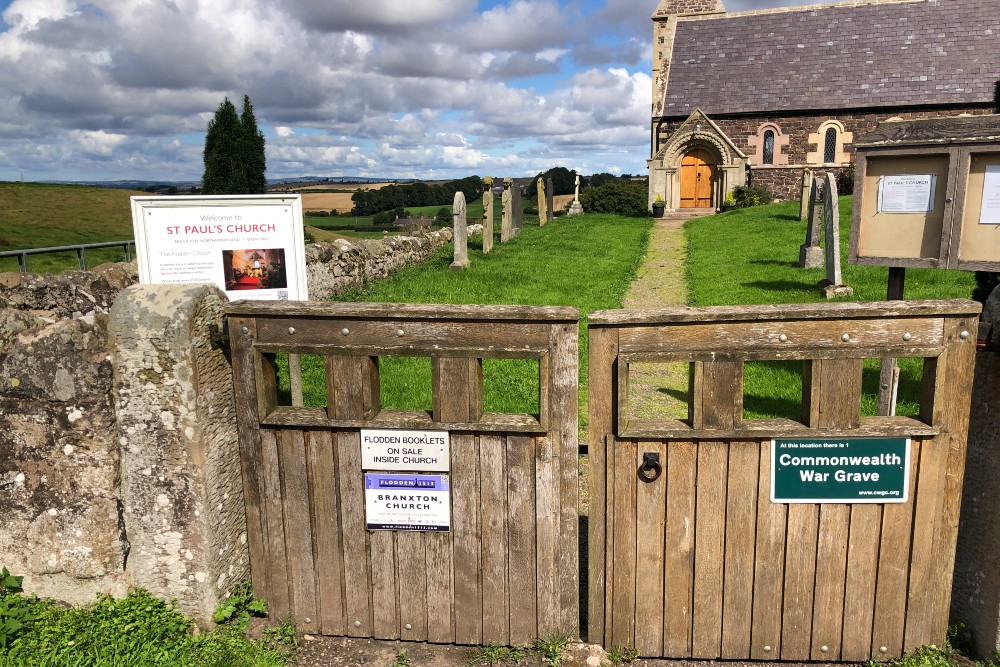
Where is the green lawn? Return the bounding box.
[280,213,653,431]
[685,198,975,418]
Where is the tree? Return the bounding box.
[202,95,266,194]
[994,78,1000,113]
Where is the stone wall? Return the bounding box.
[656,106,991,199]
[0,229,454,623]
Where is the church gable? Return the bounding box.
[658,0,998,118]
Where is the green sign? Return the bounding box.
[771,437,910,503]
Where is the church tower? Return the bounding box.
[651,0,726,117]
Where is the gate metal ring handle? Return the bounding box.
[638,452,662,483]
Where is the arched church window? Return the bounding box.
[824,127,838,163]
[763,130,775,165]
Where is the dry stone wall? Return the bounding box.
[0,229,456,622]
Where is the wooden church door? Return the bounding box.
[680,149,715,208]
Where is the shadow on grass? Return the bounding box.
[744,394,802,420]
[775,213,802,221]
[745,279,818,293]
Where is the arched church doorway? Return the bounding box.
[680,148,715,208]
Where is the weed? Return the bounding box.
[607,645,638,666]
[530,631,572,667]
[214,580,267,628]
[468,643,512,666]
[392,649,411,667]
[0,569,22,596]
[947,621,975,656]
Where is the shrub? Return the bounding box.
[836,166,855,195]
[732,184,774,208]
[580,180,648,217]
[435,207,450,224]
[973,271,1000,305]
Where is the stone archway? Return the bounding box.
[648,109,748,212]
[680,148,716,208]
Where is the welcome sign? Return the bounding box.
[771,437,910,503]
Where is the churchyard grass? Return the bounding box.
[281,213,653,432]
[685,197,976,418]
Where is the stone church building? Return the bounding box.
[648,0,998,211]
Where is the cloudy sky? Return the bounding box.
[0,0,849,183]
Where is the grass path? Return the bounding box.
[620,214,703,421]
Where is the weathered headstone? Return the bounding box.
[568,174,584,216]
[818,173,853,298]
[799,175,824,268]
[450,191,470,270]
[513,184,523,235]
[799,169,812,220]
[546,177,555,222]
[501,178,513,242]
[537,177,548,226]
[482,177,494,254]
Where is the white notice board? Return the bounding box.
[130,194,308,301]
[877,175,936,213]
[981,165,1000,225]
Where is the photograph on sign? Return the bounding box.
[876,175,936,214]
[130,194,308,301]
[980,164,1000,225]
[361,428,450,472]
[364,473,450,532]
[770,437,910,503]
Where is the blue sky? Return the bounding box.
[0,0,852,182]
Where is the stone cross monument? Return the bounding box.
[568,174,584,216]
[513,183,523,235]
[450,191,470,270]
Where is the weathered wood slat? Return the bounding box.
[692,440,728,658]
[396,531,427,641]
[610,437,638,650]
[261,408,546,434]
[634,440,667,657]
[260,428,291,620]
[369,532,399,639]
[535,435,561,637]
[588,324,617,645]
[425,529,454,643]
[227,316,270,602]
[305,429,346,636]
[663,441,697,657]
[721,441,759,659]
[507,434,537,646]
[479,434,510,646]
[619,415,937,441]
[780,503,820,660]
[337,429,372,637]
[588,299,979,326]
[279,429,318,626]
[841,504,882,661]
[227,300,579,321]
[751,440,786,659]
[620,346,946,363]
[871,439,920,658]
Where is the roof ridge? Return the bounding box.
[678,0,926,21]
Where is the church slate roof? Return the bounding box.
[659,0,999,118]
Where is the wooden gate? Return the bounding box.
[588,300,980,661]
[228,301,579,644]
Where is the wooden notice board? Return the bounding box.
[851,115,1000,272]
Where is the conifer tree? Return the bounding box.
[201,95,266,194]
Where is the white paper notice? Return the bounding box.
[131,195,307,301]
[877,175,936,213]
[980,164,1000,225]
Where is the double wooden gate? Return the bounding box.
[588,300,979,661]
[227,301,579,645]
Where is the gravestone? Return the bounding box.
[568,174,584,216]
[482,177,494,254]
[501,178,513,242]
[546,177,555,222]
[537,177,548,226]
[513,184,523,236]
[818,173,853,298]
[799,169,812,220]
[450,191,470,270]
[799,175,824,268]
